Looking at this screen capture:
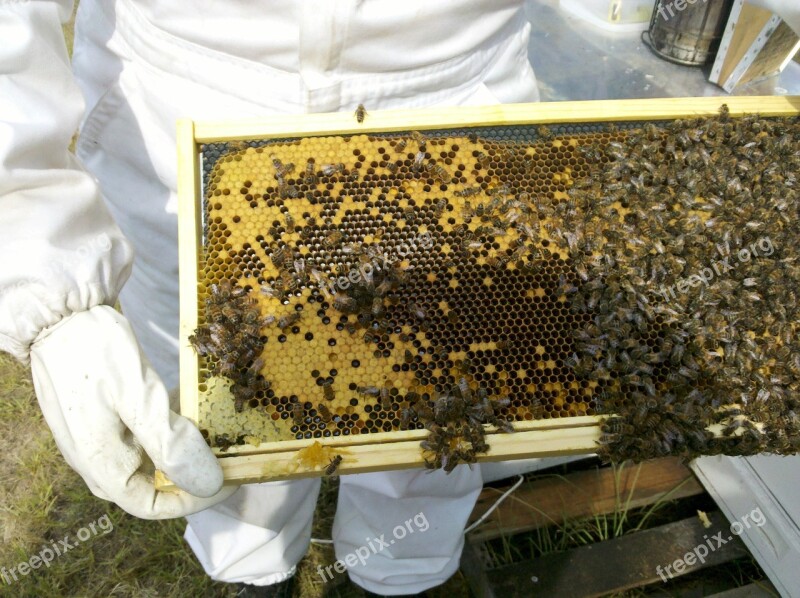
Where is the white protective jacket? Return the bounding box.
[0,0,539,592]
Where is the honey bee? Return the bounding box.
[461,202,475,220]
[292,402,304,425]
[270,154,295,177]
[304,158,317,184]
[322,163,345,176]
[457,378,472,400]
[371,296,385,318]
[278,182,300,199]
[323,382,335,402]
[354,103,367,124]
[270,245,287,268]
[400,407,417,429]
[410,131,426,146]
[455,186,482,198]
[317,402,333,422]
[277,312,301,329]
[214,433,243,452]
[280,269,298,293]
[537,125,553,140]
[324,455,343,476]
[325,231,344,247]
[357,385,381,396]
[408,302,426,321]
[333,293,359,313]
[432,197,448,217]
[430,165,449,184]
[380,387,392,411]
[395,138,408,153]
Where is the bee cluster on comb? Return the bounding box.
[559,106,800,462]
[190,104,800,470]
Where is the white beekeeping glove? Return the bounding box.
[29,306,236,519]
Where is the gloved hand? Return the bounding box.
[29,305,237,519]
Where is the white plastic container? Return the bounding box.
[560,0,656,32]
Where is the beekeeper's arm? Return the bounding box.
[746,0,800,33]
[0,0,235,519]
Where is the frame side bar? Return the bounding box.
[177,118,201,423]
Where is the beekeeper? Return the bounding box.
[2,1,798,597]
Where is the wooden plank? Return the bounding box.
[176,118,201,423]
[467,457,704,542]
[484,511,749,598]
[735,21,800,89]
[723,15,785,92]
[154,423,601,490]
[715,4,775,88]
[191,97,800,143]
[460,539,497,598]
[710,0,746,85]
[707,581,778,597]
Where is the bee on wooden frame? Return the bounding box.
[354,103,367,124]
[324,455,343,476]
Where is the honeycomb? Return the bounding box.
[192,111,800,464]
[194,125,628,445]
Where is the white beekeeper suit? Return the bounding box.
[0,0,539,593]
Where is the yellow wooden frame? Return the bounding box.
[160,96,800,491]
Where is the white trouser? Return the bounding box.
[72,0,541,592]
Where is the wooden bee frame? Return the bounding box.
[157,96,800,490]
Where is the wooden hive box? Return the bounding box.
[157,96,800,489]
